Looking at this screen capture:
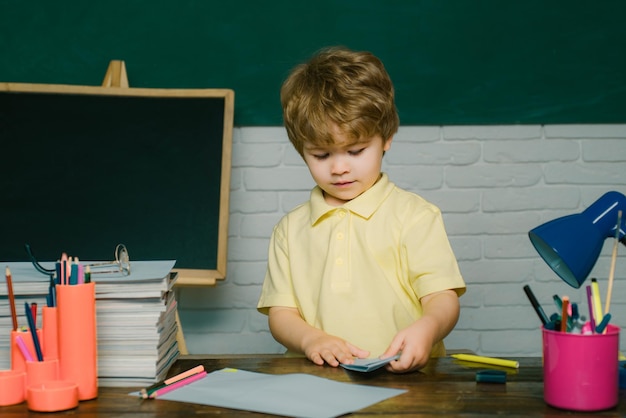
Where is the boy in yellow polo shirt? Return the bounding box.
[257,46,466,373]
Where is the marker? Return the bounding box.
[591,278,604,324]
[149,371,207,398]
[523,285,549,326]
[15,334,35,362]
[586,285,596,334]
[596,313,612,334]
[450,354,519,369]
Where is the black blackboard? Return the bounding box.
[0,1,624,126]
[0,83,234,285]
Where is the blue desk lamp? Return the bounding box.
[528,191,626,289]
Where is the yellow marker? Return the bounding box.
[591,278,604,324]
[451,354,519,369]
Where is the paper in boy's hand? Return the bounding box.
[340,355,401,372]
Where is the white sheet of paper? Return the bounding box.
[153,368,407,418]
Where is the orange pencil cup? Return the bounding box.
[11,329,43,372]
[42,306,58,360]
[25,359,59,387]
[27,380,79,412]
[0,370,26,406]
[56,282,98,400]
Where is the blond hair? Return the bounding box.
[281,46,399,157]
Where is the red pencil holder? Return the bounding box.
[56,282,98,401]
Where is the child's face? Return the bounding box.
[302,125,392,206]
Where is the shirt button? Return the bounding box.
[336,258,343,265]
[338,211,346,218]
[336,232,344,240]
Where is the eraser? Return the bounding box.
[476,370,506,384]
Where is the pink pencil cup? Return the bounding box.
[543,324,620,411]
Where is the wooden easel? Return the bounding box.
[101,60,189,356]
[101,60,129,88]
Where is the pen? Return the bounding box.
[15,334,35,362]
[149,371,207,398]
[523,285,549,326]
[24,302,44,361]
[5,266,18,331]
[450,354,519,369]
[141,365,205,399]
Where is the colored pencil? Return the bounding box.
[605,210,621,315]
[5,267,18,331]
[141,365,205,399]
[150,371,207,398]
[450,354,519,369]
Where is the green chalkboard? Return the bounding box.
[0,83,234,286]
[0,1,624,126]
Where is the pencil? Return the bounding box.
[141,364,205,399]
[560,296,569,332]
[450,354,519,369]
[150,371,207,398]
[605,210,621,315]
[5,266,18,331]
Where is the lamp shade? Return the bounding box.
[528,191,626,288]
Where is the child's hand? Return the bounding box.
[381,319,434,373]
[381,290,461,373]
[303,334,369,367]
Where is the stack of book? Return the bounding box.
[0,260,179,387]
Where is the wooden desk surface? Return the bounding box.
[2,355,624,417]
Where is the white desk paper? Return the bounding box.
[156,368,407,418]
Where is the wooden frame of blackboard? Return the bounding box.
[0,82,234,287]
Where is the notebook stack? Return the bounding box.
[0,260,179,387]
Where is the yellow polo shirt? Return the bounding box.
[257,173,465,357]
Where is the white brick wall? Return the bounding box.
[177,124,626,357]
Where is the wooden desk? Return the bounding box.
[1,355,624,416]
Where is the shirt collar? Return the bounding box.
[309,173,394,225]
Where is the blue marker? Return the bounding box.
[596,313,612,334]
